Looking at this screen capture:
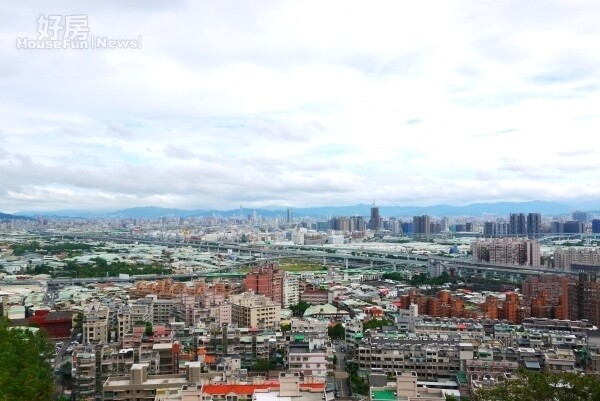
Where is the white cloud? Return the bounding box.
[1,0,600,212]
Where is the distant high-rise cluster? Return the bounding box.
[572,210,588,223]
[508,213,541,238]
[412,215,431,237]
[551,221,585,234]
[483,221,509,237]
[329,216,366,232]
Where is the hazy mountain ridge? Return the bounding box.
[14,200,591,219]
[0,212,34,220]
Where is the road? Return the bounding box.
[333,341,351,398]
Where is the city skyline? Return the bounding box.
[2,1,600,212]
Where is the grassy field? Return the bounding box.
[238,259,325,273]
[278,259,326,272]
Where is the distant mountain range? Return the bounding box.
[14,200,598,219]
[0,212,33,221]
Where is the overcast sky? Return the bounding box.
[1,0,600,212]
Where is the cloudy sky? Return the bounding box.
[1,0,600,212]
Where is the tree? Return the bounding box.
[252,358,276,372]
[363,318,393,331]
[290,301,310,317]
[474,369,600,401]
[144,322,154,336]
[73,312,83,330]
[347,361,369,395]
[59,361,72,381]
[328,323,345,339]
[382,272,405,281]
[280,323,291,332]
[0,318,55,401]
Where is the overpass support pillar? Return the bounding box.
[481,271,487,279]
[345,259,349,269]
[323,256,326,266]
[370,260,373,267]
[393,262,397,271]
[510,273,515,282]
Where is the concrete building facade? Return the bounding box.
[230,292,281,329]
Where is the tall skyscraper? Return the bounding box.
[527,213,542,238]
[370,205,381,232]
[440,217,450,232]
[412,215,431,237]
[509,213,527,236]
[484,221,508,237]
[484,222,495,237]
[351,216,366,231]
[592,219,600,234]
[286,208,293,224]
[572,211,588,223]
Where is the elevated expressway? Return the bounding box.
[21,232,576,284]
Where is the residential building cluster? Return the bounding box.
[470,238,541,266]
[4,225,600,401]
[521,273,600,326]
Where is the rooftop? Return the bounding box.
[371,390,396,401]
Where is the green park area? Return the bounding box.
[278,258,325,271]
[238,258,324,273]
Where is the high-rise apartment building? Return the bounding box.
[389,218,402,234]
[329,216,366,232]
[568,273,600,326]
[484,222,494,237]
[440,217,450,232]
[554,247,600,269]
[471,238,541,266]
[593,219,600,234]
[351,216,366,232]
[370,205,381,232]
[484,221,509,237]
[509,213,527,236]
[412,215,430,237]
[282,272,299,308]
[401,222,413,235]
[509,212,541,237]
[244,264,284,305]
[521,273,600,326]
[527,213,542,238]
[552,221,584,234]
[572,211,588,223]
